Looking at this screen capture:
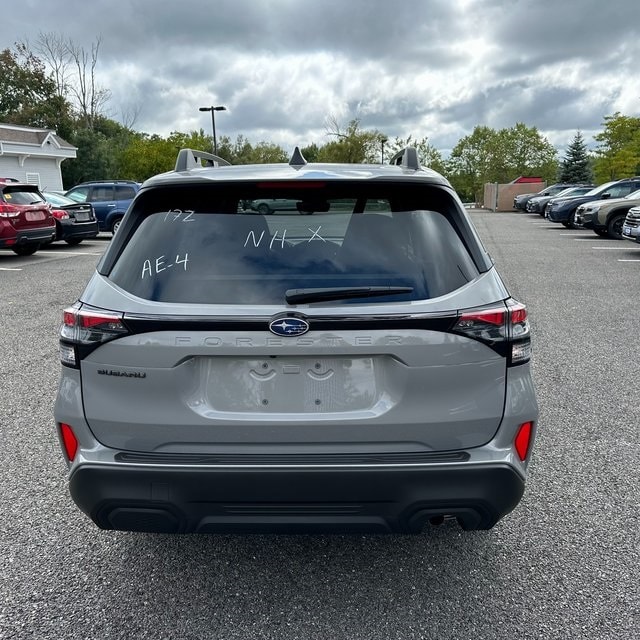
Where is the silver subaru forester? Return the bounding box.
[54,147,538,533]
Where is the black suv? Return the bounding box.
[64,180,140,234]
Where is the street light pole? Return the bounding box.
[199,105,226,155]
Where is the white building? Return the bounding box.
[0,122,77,191]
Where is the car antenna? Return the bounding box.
[289,147,307,168]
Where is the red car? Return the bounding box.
[0,179,56,255]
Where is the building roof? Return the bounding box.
[0,122,75,150]
[510,176,543,184]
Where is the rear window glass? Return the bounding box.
[1,187,46,205]
[108,183,479,305]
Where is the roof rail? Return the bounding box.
[289,146,307,168]
[175,148,231,172]
[388,146,421,171]
[77,179,138,185]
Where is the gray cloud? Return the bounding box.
[4,0,640,155]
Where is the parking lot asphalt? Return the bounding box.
[0,213,638,640]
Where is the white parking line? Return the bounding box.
[618,259,640,262]
[591,246,637,250]
[0,267,22,271]
[37,250,103,256]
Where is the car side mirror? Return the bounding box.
[601,193,611,199]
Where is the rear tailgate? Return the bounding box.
[80,327,506,453]
[13,203,53,231]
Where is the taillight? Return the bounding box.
[454,307,507,342]
[51,208,69,220]
[60,303,129,367]
[59,423,79,461]
[453,299,531,365]
[507,300,531,364]
[514,421,534,461]
[0,202,20,218]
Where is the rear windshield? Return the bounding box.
[108,183,480,305]
[1,187,46,205]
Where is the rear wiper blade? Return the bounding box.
[285,286,413,304]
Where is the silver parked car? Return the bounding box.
[54,147,538,534]
[622,205,640,243]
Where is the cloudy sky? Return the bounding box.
[4,0,640,155]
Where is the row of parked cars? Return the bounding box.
[514,178,640,242]
[0,178,140,256]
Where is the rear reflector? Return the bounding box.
[59,342,76,367]
[514,421,534,461]
[59,423,79,461]
[512,341,532,363]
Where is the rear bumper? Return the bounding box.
[69,461,525,533]
[0,225,55,247]
[56,219,100,241]
[622,224,640,242]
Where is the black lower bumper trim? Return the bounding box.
[69,463,525,533]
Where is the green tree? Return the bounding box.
[558,131,593,183]
[300,143,320,162]
[61,115,136,186]
[498,123,558,182]
[0,43,73,135]
[250,141,289,163]
[61,127,118,186]
[592,112,640,181]
[117,129,211,182]
[388,135,446,173]
[447,126,501,202]
[447,123,558,202]
[216,134,287,164]
[316,118,383,163]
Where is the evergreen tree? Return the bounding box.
[559,132,593,183]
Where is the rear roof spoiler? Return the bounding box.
[175,149,231,172]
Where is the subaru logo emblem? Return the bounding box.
[269,317,309,337]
